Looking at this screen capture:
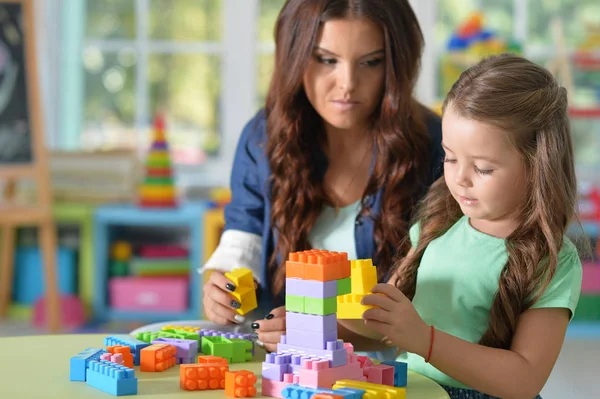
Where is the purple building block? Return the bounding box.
[286,328,337,350]
[151,338,198,364]
[261,353,293,381]
[286,312,337,333]
[277,338,347,368]
[286,278,338,298]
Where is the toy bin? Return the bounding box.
[109,277,188,312]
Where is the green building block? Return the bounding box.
[305,296,337,315]
[136,331,184,343]
[337,278,351,296]
[162,328,200,345]
[201,336,252,363]
[285,294,305,313]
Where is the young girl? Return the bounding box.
[359,54,583,399]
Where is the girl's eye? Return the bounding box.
[443,157,456,163]
[316,55,336,65]
[475,166,493,176]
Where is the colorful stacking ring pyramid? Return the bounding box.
[138,115,177,208]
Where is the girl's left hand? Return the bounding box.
[361,283,430,357]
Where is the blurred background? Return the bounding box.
[0,1,599,397]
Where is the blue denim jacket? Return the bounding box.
[224,109,444,305]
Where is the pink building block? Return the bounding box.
[109,277,188,312]
[261,378,290,398]
[298,357,365,389]
[365,364,395,386]
[582,262,600,293]
[138,245,189,258]
[101,353,124,366]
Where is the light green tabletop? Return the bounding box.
[0,334,450,398]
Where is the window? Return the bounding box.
[83,0,223,165]
[256,0,285,109]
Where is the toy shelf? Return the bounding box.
[93,202,209,323]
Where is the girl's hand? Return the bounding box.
[251,306,286,353]
[202,270,246,325]
[361,283,430,357]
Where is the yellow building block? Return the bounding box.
[333,379,406,399]
[147,151,171,163]
[139,185,176,198]
[225,267,257,315]
[350,259,377,294]
[230,285,258,315]
[161,325,198,333]
[337,294,373,319]
[224,268,254,288]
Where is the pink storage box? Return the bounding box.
[582,262,600,293]
[109,277,188,312]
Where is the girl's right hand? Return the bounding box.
[202,270,246,325]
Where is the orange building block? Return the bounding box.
[106,345,134,368]
[313,394,344,399]
[180,363,229,391]
[140,344,177,372]
[286,250,350,281]
[198,355,228,365]
[225,370,257,397]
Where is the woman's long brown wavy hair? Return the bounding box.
[394,54,577,349]
[265,0,432,296]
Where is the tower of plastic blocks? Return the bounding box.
[138,114,177,208]
[261,250,369,398]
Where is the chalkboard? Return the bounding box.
[0,1,31,164]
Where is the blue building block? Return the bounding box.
[86,360,138,396]
[282,384,325,399]
[381,360,408,387]
[70,348,108,381]
[13,246,76,305]
[104,335,149,366]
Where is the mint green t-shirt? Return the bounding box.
[398,215,582,389]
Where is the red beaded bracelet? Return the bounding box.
[425,325,435,363]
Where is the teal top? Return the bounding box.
[398,215,583,389]
[308,200,361,260]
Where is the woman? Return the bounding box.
[201,0,444,353]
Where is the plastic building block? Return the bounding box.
[364,364,395,386]
[277,339,348,368]
[106,345,134,368]
[305,296,337,316]
[298,358,365,389]
[104,335,149,366]
[152,337,198,364]
[286,278,338,298]
[286,328,337,350]
[86,360,137,396]
[201,336,252,363]
[140,344,177,372]
[261,377,291,398]
[286,312,337,333]
[199,330,255,356]
[180,363,229,390]
[225,370,257,397]
[337,294,373,319]
[286,250,350,281]
[281,383,326,398]
[70,347,108,381]
[230,284,258,315]
[261,353,293,382]
[225,268,257,315]
[381,360,408,387]
[333,379,406,399]
[285,294,305,313]
[198,355,228,365]
[313,394,344,399]
[350,259,377,294]
[337,278,351,296]
[161,325,199,333]
[136,330,185,343]
[159,327,200,343]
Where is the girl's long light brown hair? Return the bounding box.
[265,0,433,296]
[394,54,577,349]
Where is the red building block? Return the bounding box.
[225,370,257,397]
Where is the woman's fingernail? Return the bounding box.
[226,283,236,291]
[266,313,274,320]
[231,300,241,309]
[234,314,245,323]
[251,322,260,330]
[256,340,265,348]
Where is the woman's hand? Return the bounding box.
[202,270,246,325]
[362,283,430,357]
[251,306,286,353]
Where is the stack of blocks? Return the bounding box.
[261,250,408,398]
[225,267,258,316]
